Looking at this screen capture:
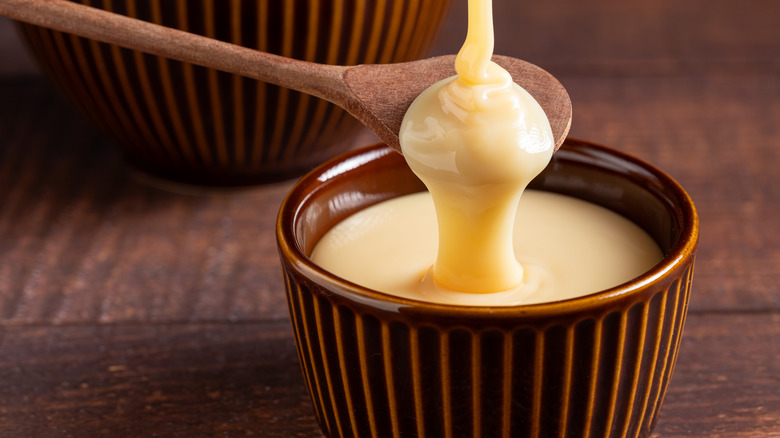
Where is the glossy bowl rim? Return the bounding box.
[277,138,699,319]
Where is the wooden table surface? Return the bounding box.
[1,1,778,436]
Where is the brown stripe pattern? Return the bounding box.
[16,0,452,185]
[282,262,694,438]
[277,141,699,438]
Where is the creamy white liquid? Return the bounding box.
[398,0,554,293]
[311,0,663,305]
[311,190,663,306]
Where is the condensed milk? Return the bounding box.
[311,190,662,306]
[311,0,663,305]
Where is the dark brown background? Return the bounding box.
[1,0,778,436]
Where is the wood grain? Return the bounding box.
[0,314,776,437]
[0,320,320,437]
[428,0,780,76]
[0,0,778,436]
[0,79,292,325]
[654,313,780,438]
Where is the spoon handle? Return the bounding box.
[0,0,351,104]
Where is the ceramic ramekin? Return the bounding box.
[17,0,451,186]
[277,139,698,438]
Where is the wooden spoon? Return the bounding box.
[0,0,571,152]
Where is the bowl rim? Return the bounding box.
[277,138,699,319]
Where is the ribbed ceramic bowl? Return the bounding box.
[17,0,451,185]
[277,139,698,438]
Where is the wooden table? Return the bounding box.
[1,1,778,436]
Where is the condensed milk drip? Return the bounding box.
[310,0,664,305]
[398,0,554,293]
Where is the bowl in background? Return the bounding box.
[276,139,699,438]
[16,0,452,186]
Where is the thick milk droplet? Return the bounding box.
[311,0,663,304]
[398,0,554,294]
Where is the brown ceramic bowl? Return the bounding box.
[277,139,699,438]
[16,0,451,186]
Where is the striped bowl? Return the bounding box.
[17,0,451,186]
[277,139,699,438]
